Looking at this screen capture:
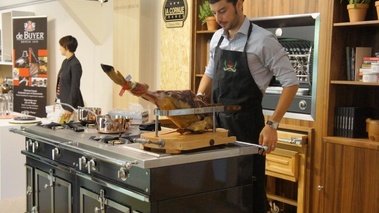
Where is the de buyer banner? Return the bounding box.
[12,16,47,117]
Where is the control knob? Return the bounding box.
[299,100,307,110]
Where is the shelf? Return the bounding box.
[0,62,12,66]
[334,20,379,27]
[267,193,298,207]
[192,1,218,92]
[330,80,379,86]
[323,136,379,150]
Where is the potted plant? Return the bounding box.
[198,1,218,30]
[341,0,371,22]
[376,1,379,20]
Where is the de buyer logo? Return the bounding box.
[24,20,35,32]
[15,20,44,42]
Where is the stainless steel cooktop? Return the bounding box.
[11,125,259,169]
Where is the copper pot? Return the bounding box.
[78,107,101,124]
[96,114,130,133]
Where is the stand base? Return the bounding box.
[140,128,236,154]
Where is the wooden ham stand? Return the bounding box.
[138,106,236,154]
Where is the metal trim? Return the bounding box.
[11,128,137,169]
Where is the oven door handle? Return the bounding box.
[9,127,70,146]
[58,142,138,169]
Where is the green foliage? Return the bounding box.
[198,1,213,25]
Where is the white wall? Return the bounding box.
[0,0,114,114]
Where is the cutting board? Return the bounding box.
[140,128,236,154]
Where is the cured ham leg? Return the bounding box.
[101,64,213,133]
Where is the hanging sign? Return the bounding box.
[162,0,188,28]
[12,16,48,117]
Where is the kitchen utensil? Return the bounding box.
[96,114,130,134]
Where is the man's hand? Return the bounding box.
[258,125,278,155]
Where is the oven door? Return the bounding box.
[262,93,311,114]
[34,168,72,213]
[77,174,151,213]
[80,187,131,213]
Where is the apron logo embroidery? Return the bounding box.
[223,60,237,72]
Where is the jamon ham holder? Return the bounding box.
[101,64,219,133]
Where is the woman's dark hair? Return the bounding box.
[209,0,238,5]
[59,35,78,52]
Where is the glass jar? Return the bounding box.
[6,90,13,113]
[0,92,8,116]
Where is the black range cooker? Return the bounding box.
[10,124,259,213]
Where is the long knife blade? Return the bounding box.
[236,141,268,150]
[155,105,241,116]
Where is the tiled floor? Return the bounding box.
[0,197,25,213]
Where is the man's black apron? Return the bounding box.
[212,23,267,213]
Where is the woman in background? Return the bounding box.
[56,35,84,120]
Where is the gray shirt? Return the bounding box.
[204,17,299,94]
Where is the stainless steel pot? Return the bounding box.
[97,114,130,133]
[78,107,102,124]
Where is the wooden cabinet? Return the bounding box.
[319,1,379,213]
[322,138,379,212]
[265,125,311,213]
